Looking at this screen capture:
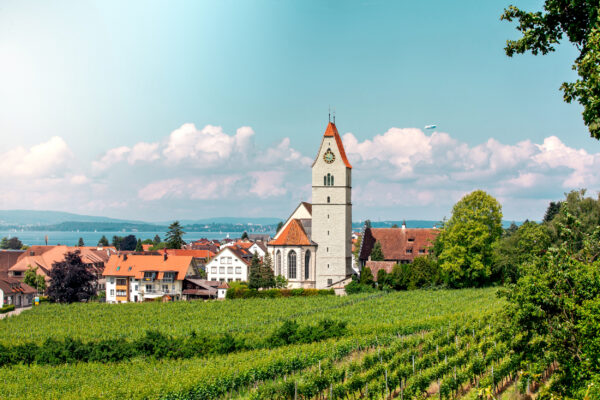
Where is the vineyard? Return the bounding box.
[0,288,526,400]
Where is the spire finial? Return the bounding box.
[333,107,336,124]
[328,105,331,123]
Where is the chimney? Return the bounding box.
[402,220,406,230]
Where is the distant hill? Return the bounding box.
[0,210,140,226]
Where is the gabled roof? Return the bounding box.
[268,219,313,246]
[359,228,439,262]
[0,277,36,295]
[102,254,194,280]
[322,122,352,169]
[157,249,215,259]
[0,250,24,279]
[210,246,252,265]
[301,202,312,215]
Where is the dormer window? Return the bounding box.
[143,271,157,282]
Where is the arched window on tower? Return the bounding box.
[327,173,331,186]
[327,196,330,203]
[331,175,334,185]
[288,251,297,279]
[304,250,311,280]
[324,176,327,186]
[276,250,281,276]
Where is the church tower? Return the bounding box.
[311,121,353,288]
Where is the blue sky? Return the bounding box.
[1,0,599,222]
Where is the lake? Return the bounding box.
[0,231,271,246]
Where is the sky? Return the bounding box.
[1,0,600,223]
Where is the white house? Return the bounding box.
[248,242,267,259]
[103,254,198,303]
[206,246,251,283]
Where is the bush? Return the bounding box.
[0,304,15,314]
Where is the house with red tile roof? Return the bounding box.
[103,253,198,303]
[8,245,115,294]
[0,250,24,280]
[358,224,439,267]
[205,245,252,283]
[0,277,36,308]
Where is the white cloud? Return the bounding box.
[249,171,287,198]
[70,174,90,185]
[163,123,255,165]
[93,142,159,172]
[137,176,241,201]
[0,136,72,177]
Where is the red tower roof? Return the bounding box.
[323,122,352,169]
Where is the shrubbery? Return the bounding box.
[0,318,347,367]
[0,304,15,314]
[226,287,334,299]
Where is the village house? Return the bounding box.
[0,250,25,279]
[0,277,36,308]
[205,246,252,283]
[8,245,115,294]
[358,223,440,276]
[181,278,228,300]
[103,253,199,303]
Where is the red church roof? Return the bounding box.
[323,122,352,169]
[268,219,312,246]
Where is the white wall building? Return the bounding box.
[206,246,251,283]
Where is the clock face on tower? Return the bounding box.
[323,149,335,164]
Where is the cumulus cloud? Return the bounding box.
[261,138,312,166]
[163,124,255,165]
[93,142,159,171]
[249,171,287,198]
[137,176,242,201]
[0,136,72,177]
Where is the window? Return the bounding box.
[327,196,330,203]
[304,250,311,280]
[219,267,225,274]
[227,267,233,274]
[327,230,329,235]
[228,257,232,264]
[406,248,413,254]
[408,238,415,242]
[110,289,115,296]
[220,257,225,264]
[143,272,156,282]
[116,278,127,286]
[288,250,297,279]
[116,290,126,297]
[109,277,114,284]
[211,267,217,274]
[235,267,242,274]
[324,176,327,185]
[276,251,282,276]
[134,285,138,291]
[219,278,225,282]
[145,284,154,293]
[331,175,334,185]
[162,284,169,293]
[236,278,241,282]
[227,278,232,282]
[327,279,333,286]
[419,249,425,254]
[163,272,176,282]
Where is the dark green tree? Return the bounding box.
[275,221,284,233]
[120,235,137,251]
[1,237,23,250]
[165,221,186,249]
[370,241,385,261]
[97,235,109,247]
[501,1,600,138]
[260,252,276,289]
[135,239,143,252]
[364,219,372,229]
[248,252,263,290]
[543,201,562,223]
[376,269,389,288]
[408,256,441,289]
[359,266,375,286]
[390,263,411,290]
[112,235,123,250]
[47,251,97,303]
[153,234,161,245]
[241,231,249,240]
[77,237,84,247]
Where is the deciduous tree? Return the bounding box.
[501,1,600,138]
[47,251,97,303]
[24,266,46,293]
[436,190,503,288]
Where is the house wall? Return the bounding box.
[0,288,3,308]
[105,276,185,303]
[269,245,317,288]
[206,249,248,282]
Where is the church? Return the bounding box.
[267,121,353,289]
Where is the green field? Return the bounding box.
[0,288,514,399]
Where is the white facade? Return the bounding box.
[311,125,353,288]
[0,288,3,308]
[105,276,184,303]
[206,247,249,283]
[248,243,266,258]
[272,245,316,288]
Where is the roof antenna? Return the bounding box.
[333,107,336,124]
[328,105,331,123]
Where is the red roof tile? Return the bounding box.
[365,261,396,280]
[102,254,194,280]
[323,122,352,169]
[268,219,312,246]
[359,228,439,262]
